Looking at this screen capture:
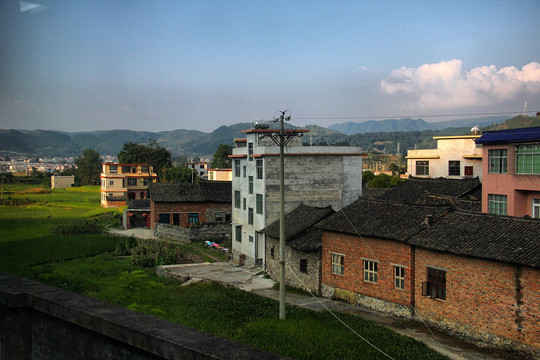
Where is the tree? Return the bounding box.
[211,144,233,169]
[117,140,172,176]
[366,173,404,188]
[362,170,375,187]
[160,166,197,183]
[75,149,101,185]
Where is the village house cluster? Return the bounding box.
[102,125,540,356]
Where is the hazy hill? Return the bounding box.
[482,114,540,131]
[2,115,531,160]
[329,116,507,135]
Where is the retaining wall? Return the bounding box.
[0,272,286,360]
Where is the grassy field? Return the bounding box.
[0,184,448,360]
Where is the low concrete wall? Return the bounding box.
[155,223,231,243]
[0,272,287,360]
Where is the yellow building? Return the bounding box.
[207,168,232,181]
[100,163,157,208]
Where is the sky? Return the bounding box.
[1,0,539,133]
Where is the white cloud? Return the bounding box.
[380,60,540,110]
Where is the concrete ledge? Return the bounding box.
[0,272,289,360]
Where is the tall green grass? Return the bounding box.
[1,183,449,359]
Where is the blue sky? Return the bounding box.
[1,0,539,132]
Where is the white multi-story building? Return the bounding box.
[231,127,364,268]
[406,134,482,180]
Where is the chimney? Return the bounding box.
[424,215,433,226]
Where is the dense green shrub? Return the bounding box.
[0,198,34,206]
[113,236,138,256]
[51,218,101,234]
[130,240,182,268]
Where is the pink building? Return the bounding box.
[476,127,540,217]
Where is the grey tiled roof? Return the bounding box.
[408,210,540,268]
[317,198,450,242]
[148,181,231,203]
[127,199,150,210]
[377,176,481,206]
[261,203,335,252]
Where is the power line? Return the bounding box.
[276,110,539,122]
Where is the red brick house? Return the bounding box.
[148,182,231,230]
[318,198,449,317]
[318,198,540,356]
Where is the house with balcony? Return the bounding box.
[406,134,482,179]
[475,126,540,217]
[100,163,157,208]
[230,126,364,268]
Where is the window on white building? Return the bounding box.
[256,159,263,179]
[234,160,240,177]
[256,194,263,214]
[234,191,241,209]
[249,176,253,194]
[127,178,137,186]
[248,142,253,161]
[416,161,429,176]
[488,194,507,215]
[248,208,254,225]
[235,225,242,242]
[448,161,460,176]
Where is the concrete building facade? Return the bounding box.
[406,135,482,179]
[230,127,364,268]
[100,163,157,208]
[51,175,74,189]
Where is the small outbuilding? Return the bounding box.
[51,175,75,189]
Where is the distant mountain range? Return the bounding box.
[1,115,536,160]
[328,116,508,135]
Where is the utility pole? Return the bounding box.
[261,110,302,320]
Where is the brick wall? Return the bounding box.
[321,231,413,314]
[414,248,539,354]
[150,202,230,229]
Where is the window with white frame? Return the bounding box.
[416,161,429,176]
[488,149,507,174]
[363,260,378,283]
[394,266,405,290]
[331,253,344,275]
[109,165,117,173]
[533,199,540,218]
[488,194,507,215]
[516,143,540,174]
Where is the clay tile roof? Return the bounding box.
[148,181,231,203]
[261,203,335,251]
[377,176,481,205]
[408,211,540,268]
[317,198,450,242]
